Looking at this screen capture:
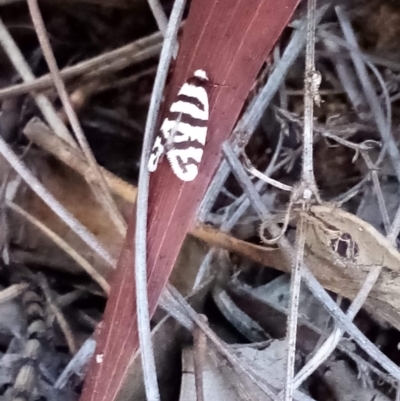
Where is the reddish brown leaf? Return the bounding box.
[80,1,300,400]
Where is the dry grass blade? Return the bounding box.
[26,0,127,236]
[0,36,162,100]
[0,18,75,147]
[283,1,318,399]
[134,0,187,400]
[7,201,110,294]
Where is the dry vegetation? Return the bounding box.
[0,0,400,400]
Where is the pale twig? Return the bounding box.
[0,18,75,147]
[284,1,318,399]
[321,131,378,157]
[23,118,137,204]
[0,136,115,266]
[7,201,110,294]
[301,0,318,192]
[0,165,13,266]
[258,195,295,246]
[288,120,388,389]
[147,0,168,35]
[0,283,29,303]
[193,314,208,401]
[275,45,289,110]
[242,153,293,192]
[283,209,307,401]
[26,0,127,236]
[134,0,186,400]
[145,0,179,61]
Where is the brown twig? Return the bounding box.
[0,34,162,100]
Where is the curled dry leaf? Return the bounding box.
[304,205,400,271]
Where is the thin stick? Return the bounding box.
[193,314,208,401]
[0,136,115,266]
[0,41,162,100]
[147,0,168,34]
[283,209,307,401]
[0,18,75,147]
[0,283,29,304]
[284,1,318,399]
[26,0,127,236]
[242,154,293,192]
[8,201,110,294]
[134,0,186,400]
[301,0,318,191]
